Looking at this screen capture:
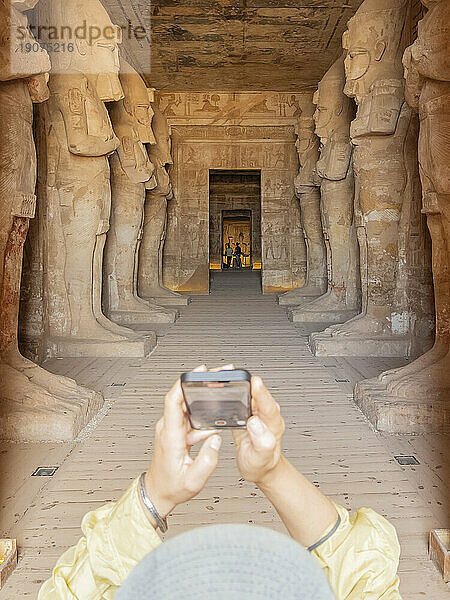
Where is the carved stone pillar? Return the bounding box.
[138,106,190,306]
[291,58,361,324]
[0,0,102,442]
[278,101,327,306]
[311,0,434,358]
[104,62,177,325]
[38,0,154,357]
[354,0,449,432]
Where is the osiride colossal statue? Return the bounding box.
[354,0,449,432]
[278,99,327,307]
[290,58,360,325]
[104,60,178,325]
[311,0,433,360]
[0,0,102,442]
[38,0,155,358]
[138,105,190,306]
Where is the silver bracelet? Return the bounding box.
[307,514,341,553]
[139,473,168,533]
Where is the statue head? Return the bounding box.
[1,0,50,81]
[313,58,352,143]
[39,0,123,101]
[120,59,156,144]
[150,104,173,166]
[295,115,319,166]
[342,0,408,100]
[408,0,450,82]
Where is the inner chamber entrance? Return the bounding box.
[209,170,261,272]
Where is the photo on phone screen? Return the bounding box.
[181,370,252,430]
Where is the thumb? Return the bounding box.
[247,417,277,454]
[187,435,222,492]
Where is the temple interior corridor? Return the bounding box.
[1,0,449,596]
[1,272,449,598]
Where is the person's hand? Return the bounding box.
[144,367,222,522]
[233,377,285,486]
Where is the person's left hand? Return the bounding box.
[144,367,222,521]
[233,376,285,486]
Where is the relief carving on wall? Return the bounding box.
[158,92,311,127]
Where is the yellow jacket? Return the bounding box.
[38,478,401,600]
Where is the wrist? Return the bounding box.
[144,472,175,521]
[255,455,289,491]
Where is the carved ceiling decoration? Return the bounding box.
[101,0,365,91]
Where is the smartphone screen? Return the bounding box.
[181,371,251,430]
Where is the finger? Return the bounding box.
[247,416,277,454]
[186,435,222,492]
[232,429,247,449]
[251,377,282,425]
[186,429,219,447]
[232,429,247,443]
[209,364,235,372]
[163,379,186,445]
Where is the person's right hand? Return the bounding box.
[233,376,285,486]
[144,368,222,523]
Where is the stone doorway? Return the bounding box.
[163,125,306,294]
[222,214,252,269]
[209,170,262,273]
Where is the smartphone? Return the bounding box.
[181,369,252,430]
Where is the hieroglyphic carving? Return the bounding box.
[158,92,311,127]
[173,125,296,140]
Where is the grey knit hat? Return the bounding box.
[116,524,336,599]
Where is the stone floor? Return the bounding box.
[1,271,449,598]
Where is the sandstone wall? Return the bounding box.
[157,91,312,294]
